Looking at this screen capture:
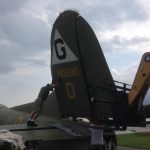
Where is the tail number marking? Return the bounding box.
[65,82,76,99]
[54,38,66,60]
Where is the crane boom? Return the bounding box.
[128,52,150,106]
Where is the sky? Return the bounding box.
[0,0,149,107]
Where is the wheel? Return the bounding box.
[104,138,117,150]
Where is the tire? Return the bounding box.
[104,138,117,150]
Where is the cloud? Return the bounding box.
[0,0,149,106]
[0,0,148,57]
[111,64,150,106]
[44,0,148,31]
[0,62,15,74]
[111,63,138,84]
[22,51,50,67]
[0,0,28,14]
[0,12,50,50]
[112,36,149,46]
[0,3,51,76]
[101,35,150,53]
[79,0,148,30]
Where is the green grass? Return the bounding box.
[117,133,150,150]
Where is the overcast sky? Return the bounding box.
[0,0,149,107]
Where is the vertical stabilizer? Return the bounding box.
[51,11,116,121]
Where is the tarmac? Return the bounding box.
[116,125,150,135]
[118,146,146,150]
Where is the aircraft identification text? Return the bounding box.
[56,67,79,78]
[65,82,76,99]
[52,29,78,65]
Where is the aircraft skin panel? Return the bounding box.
[0,92,60,126]
[76,15,117,119]
[0,125,78,141]
[0,122,89,141]
[51,11,91,118]
[51,63,91,117]
[76,16,116,97]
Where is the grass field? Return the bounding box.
[117,133,150,150]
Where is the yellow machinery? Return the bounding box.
[128,52,150,106]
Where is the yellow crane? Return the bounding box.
[128,52,150,106]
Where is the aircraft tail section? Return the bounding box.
[51,11,91,118]
[51,11,116,121]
